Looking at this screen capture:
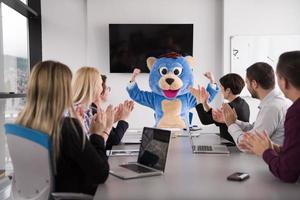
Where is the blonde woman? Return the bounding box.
[72,67,115,142]
[16,61,110,195]
[91,75,135,149]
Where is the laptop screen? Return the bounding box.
[137,127,171,172]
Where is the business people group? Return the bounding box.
[13,51,300,195]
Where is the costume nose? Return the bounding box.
[165,78,174,85]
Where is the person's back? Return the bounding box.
[221,96,249,143]
[244,51,300,183]
[15,61,110,195]
[55,117,109,194]
[191,73,250,145]
[224,62,290,149]
[91,74,134,150]
[255,89,290,145]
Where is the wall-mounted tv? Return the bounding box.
[109,24,193,73]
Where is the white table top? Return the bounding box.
[95,134,300,200]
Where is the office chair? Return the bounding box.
[4,123,93,200]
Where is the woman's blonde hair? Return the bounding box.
[72,67,102,105]
[16,60,75,163]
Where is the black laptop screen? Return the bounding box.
[137,127,171,172]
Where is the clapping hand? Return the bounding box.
[119,100,134,121]
[239,131,272,156]
[189,85,209,104]
[212,108,225,123]
[105,105,115,133]
[90,110,109,141]
[222,103,237,126]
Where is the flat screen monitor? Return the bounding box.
[109,24,193,73]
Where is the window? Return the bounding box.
[0,0,41,96]
[0,0,41,172]
[1,3,30,94]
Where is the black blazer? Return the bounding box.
[195,97,250,145]
[55,117,109,195]
[91,103,129,150]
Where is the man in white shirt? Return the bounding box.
[222,62,291,151]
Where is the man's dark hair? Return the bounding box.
[277,51,300,89]
[246,62,275,90]
[219,73,245,95]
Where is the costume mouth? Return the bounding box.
[163,89,179,98]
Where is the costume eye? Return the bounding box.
[159,67,168,76]
[173,67,183,76]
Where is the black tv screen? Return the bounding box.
[109,24,193,73]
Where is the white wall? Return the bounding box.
[223,0,300,122]
[223,0,300,73]
[41,0,87,72]
[40,0,300,128]
[86,0,223,128]
[41,0,224,129]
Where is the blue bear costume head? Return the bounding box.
[147,52,195,99]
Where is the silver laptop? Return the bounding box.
[110,127,171,180]
[187,129,230,154]
[108,144,140,157]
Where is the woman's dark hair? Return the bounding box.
[101,75,107,95]
[246,62,275,90]
[277,51,300,89]
[219,73,245,95]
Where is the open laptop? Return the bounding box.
[187,129,230,154]
[121,129,142,144]
[108,144,140,157]
[110,127,171,180]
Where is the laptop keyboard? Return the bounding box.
[120,164,155,173]
[194,145,213,152]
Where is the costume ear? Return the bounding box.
[185,56,195,69]
[147,57,157,71]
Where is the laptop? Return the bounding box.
[187,129,230,154]
[108,145,140,157]
[110,127,171,180]
[121,129,142,144]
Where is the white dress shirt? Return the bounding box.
[228,89,291,149]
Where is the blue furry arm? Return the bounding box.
[187,92,198,108]
[126,82,155,109]
[206,83,219,103]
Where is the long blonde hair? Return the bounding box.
[16,60,75,162]
[72,67,102,106]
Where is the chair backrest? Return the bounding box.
[4,123,53,200]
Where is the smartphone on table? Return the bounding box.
[227,172,250,181]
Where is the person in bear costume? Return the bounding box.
[127,52,219,128]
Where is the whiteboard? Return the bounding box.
[231,35,300,97]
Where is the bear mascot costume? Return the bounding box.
[127,52,219,128]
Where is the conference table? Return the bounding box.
[94,131,300,200]
[0,177,10,200]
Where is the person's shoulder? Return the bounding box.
[62,117,81,127]
[262,98,290,115]
[268,95,291,109]
[231,97,249,109]
[238,97,249,105]
[286,99,300,118]
[61,117,83,137]
[240,98,250,111]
